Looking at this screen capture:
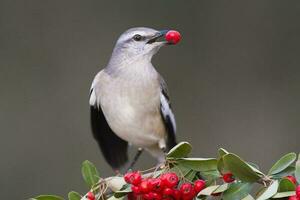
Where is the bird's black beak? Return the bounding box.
[147,30,169,44]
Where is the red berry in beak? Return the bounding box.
[165,30,181,44]
[222,172,235,183]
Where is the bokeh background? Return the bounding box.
[1,0,300,199]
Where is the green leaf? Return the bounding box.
[246,162,265,176]
[200,171,220,186]
[200,170,221,180]
[217,156,227,174]
[256,180,279,200]
[247,162,260,170]
[31,195,64,200]
[270,166,295,179]
[185,170,197,181]
[81,160,100,188]
[223,153,262,182]
[167,142,192,158]
[114,186,132,198]
[223,182,252,200]
[213,183,229,193]
[170,164,191,176]
[176,158,218,172]
[247,162,265,176]
[68,191,81,200]
[217,148,230,174]
[198,184,229,196]
[295,154,300,184]
[218,148,229,157]
[278,178,296,192]
[272,191,296,198]
[268,153,297,175]
[198,185,220,196]
[242,194,255,200]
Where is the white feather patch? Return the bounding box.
[160,93,176,133]
[89,88,97,106]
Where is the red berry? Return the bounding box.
[194,179,206,193]
[139,180,152,193]
[172,189,181,200]
[180,183,195,199]
[161,173,179,188]
[124,171,142,185]
[149,178,164,192]
[124,172,134,183]
[131,185,141,194]
[296,185,300,197]
[128,193,137,200]
[86,192,95,200]
[131,172,142,185]
[165,30,181,45]
[285,176,297,185]
[148,192,162,200]
[163,188,174,196]
[223,172,235,183]
[288,195,299,200]
[143,193,151,200]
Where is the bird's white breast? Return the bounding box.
[93,65,165,147]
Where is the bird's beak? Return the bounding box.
[147,30,169,44]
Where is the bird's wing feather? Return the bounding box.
[159,77,177,150]
[89,86,128,169]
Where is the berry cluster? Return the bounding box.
[124,171,206,200]
[284,175,300,200]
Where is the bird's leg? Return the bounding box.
[126,148,143,172]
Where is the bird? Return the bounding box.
[89,27,178,171]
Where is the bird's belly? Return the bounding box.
[100,90,165,147]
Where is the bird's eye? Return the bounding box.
[133,34,142,41]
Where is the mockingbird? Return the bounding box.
[89,27,178,171]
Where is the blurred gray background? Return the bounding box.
[1,0,300,199]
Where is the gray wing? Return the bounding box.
[89,85,128,170]
[159,77,177,150]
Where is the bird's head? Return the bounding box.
[110,27,172,64]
